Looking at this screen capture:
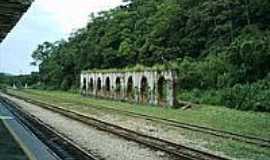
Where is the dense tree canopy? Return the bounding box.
[30,0,270,111]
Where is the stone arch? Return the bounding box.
[89,78,94,92]
[105,77,110,96]
[127,76,133,100]
[82,77,87,93]
[105,77,110,91]
[115,77,121,97]
[81,77,87,95]
[157,76,167,105]
[97,77,102,92]
[140,76,148,103]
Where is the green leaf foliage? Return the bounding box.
[28,0,270,111]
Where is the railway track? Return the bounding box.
[1,94,230,160]
[0,97,99,160]
[80,99,270,148]
[7,92,270,148]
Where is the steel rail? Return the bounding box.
[8,91,270,148]
[0,97,100,160]
[2,94,230,160]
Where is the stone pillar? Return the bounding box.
[149,72,156,105]
[153,72,159,106]
[112,73,117,100]
[93,74,97,97]
[85,75,89,96]
[121,75,125,100]
[165,70,177,107]
[134,73,140,103]
[101,74,105,97]
[166,79,173,106]
[80,74,84,94]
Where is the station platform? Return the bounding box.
[0,103,61,160]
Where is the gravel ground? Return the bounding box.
[61,103,227,157]
[1,94,175,160]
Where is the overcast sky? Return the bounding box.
[0,0,123,75]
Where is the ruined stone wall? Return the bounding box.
[80,70,177,106]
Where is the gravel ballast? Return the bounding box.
[1,94,174,160]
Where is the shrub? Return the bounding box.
[221,80,270,112]
[178,89,222,106]
[177,55,229,90]
[225,27,270,83]
[30,83,48,90]
[178,79,270,112]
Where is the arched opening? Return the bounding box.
[97,77,102,93]
[105,77,110,95]
[140,76,148,103]
[115,77,121,97]
[82,78,87,94]
[127,76,133,100]
[158,76,167,105]
[89,78,94,92]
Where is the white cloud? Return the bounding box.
[35,0,124,34]
[0,0,124,74]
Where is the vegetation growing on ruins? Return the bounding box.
[6,0,270,111]
[82,64,178,74]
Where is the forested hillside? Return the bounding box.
[30,0,270,111]
[0,72,38,89]
[0,73,11,88]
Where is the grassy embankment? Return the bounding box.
[6,89,270,159]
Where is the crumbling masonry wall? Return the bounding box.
[80,70,177,106]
